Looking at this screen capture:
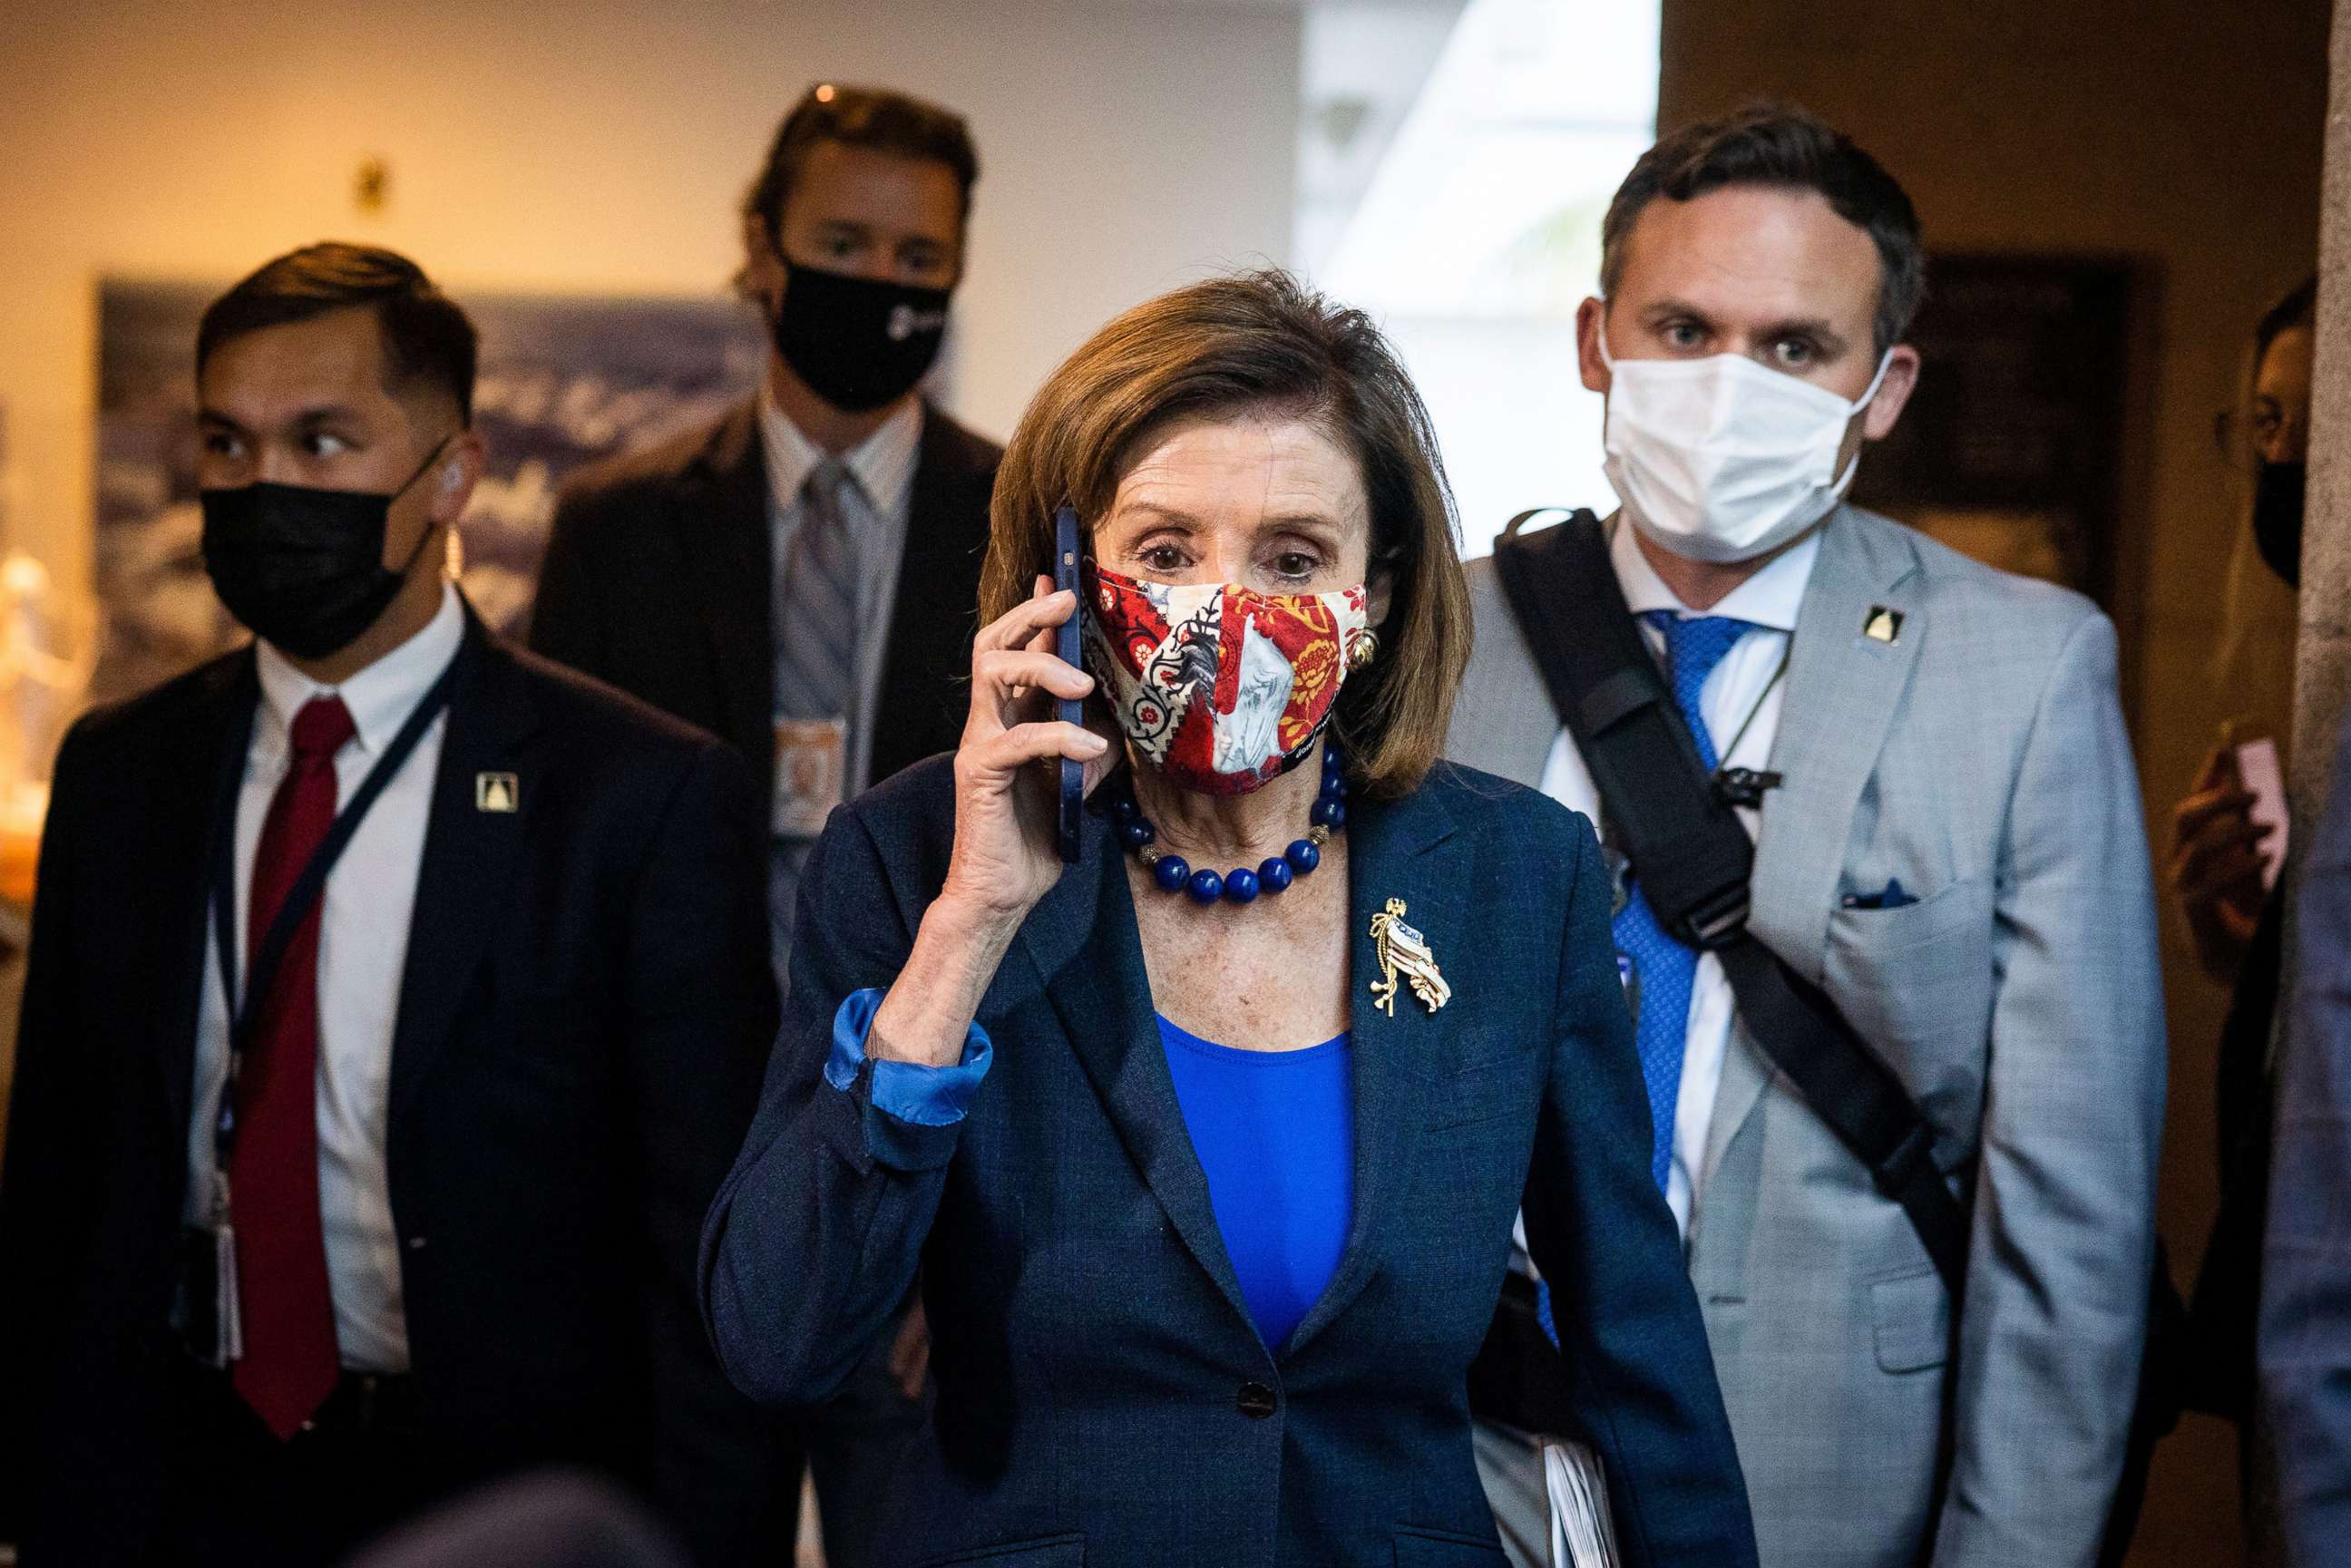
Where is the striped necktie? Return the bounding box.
[775,458,859,726]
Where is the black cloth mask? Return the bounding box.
[2254,459,2306,589]
[200,441,449,660]
[771,259,951,414]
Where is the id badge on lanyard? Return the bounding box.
[183,661,457,1368]
[773,716,849,839]
[185,1172,245,1368]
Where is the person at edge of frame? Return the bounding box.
[0,244,780,1567]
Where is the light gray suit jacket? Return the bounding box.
[1449,505,2165,1568]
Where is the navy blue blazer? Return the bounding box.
[702,756,1756,1567]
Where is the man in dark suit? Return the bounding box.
[0,244,783,1567]
[531,83,997,1566]
[532,82,1000,965]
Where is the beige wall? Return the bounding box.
[1659,1,2333,1560]
[0,0,1305,1225]
[0,0,1303,600]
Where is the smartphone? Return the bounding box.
[2222,718,2291,890]
[1054,505,1085,863]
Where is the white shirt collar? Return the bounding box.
[255,579,465,756]
[1608,515,1820,631]
[756,385,925,523]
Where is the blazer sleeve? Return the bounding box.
[1931,610,2165,1566]
[617,739,792,1566]
[699,803,970,1409]
[0,718,92,1538]
[1519,808,1760,1568]
[528,487,610,677]
[2262,708,2351,1563]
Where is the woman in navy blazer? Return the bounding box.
[702,270,1756,1567]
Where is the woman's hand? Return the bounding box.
[938,576,1115,920]
[871,578,1113,1066]
[2171,745,2272,987]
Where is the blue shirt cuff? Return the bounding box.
[822,988,993,1126]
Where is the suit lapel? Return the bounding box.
[1698,1020,1770,1218]
[388,617,542,1119]
[679,399,775,770]
[1019,817,1255,1332]
[871,408,990,784]
[1284,779,1466,1358]
[1702,510,1923,1179]
[1747,507,1925,979]
[157,654,262,1144]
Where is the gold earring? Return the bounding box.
[1352,629,1380,671]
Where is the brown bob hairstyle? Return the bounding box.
[981,269,1470,799]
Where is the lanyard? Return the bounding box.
[208,663,458,1162]
[1712,639,1792,772]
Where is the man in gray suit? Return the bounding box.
[1451,106,2166,1568]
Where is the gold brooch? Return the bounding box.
[1369,897,1450,1017]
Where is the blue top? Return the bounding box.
[1156,1016,1355,1350]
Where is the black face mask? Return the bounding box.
[771,258,951,414]
[2254,459,2306,589]
[200,442,449,660]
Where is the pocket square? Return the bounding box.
[1841,878,1917,911]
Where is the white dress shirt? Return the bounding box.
[185,581,464,1372]
[1536,521,1821,1235]
[756,387,923,799]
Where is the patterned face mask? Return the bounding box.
[1083,561,1370,797]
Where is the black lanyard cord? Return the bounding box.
[210,662,459,1159]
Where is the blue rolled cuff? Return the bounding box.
[823,988,993,1126]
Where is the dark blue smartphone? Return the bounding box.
[1053,504,1084,863]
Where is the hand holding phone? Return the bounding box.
[1054,505,1086,863]
[2172,720,2286,984]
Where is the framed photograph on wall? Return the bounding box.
[1850,254,2142,610]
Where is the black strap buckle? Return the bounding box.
[1873,1121,1940,1200]
[1712,767,1784,810]
[1676,885,1750,951]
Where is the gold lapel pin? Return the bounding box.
[1863,606,1904,645]
[1369,898,1450,1018]
[475,772,520,813]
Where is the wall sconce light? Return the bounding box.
[355,155,390,216]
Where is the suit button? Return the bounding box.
[405,1235,428,1251]
[1236,1381,1277,1419]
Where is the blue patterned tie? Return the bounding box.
[1616,612,1753,1192]
[1536,611,1752,1348]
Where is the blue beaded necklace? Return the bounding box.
[1113,743,1349,907]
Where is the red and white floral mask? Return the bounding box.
[1083,561,1371,797]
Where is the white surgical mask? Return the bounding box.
[1598,320,1892,564]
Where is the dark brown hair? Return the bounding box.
[2257,275,2319,365]
[982,268,1470,798]
[197,243,477,423]
[743,83,980,239]
[1604,102,1925,354]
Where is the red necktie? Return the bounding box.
[229,694,356,1438]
